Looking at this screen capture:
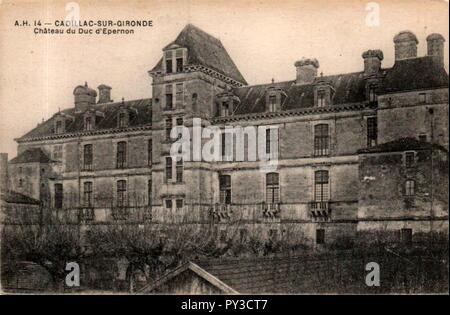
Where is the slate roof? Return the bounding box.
[0,191,41,205]
[357,137,449,154]
[229,56,448,116]
[9,148,53,164]
[17,98,152,141]
[150,24,247,85]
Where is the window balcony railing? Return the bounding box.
[308,201,331,221]
[261,202,281,219]
[80,208,95,221]
[112,207,129,220]
[211,203,232,222]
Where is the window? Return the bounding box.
[118,112,127,128]
[192,93,198,112]
[419,93,427,103]
[268,95,277,112]
[117,180,127,207]
[175,83,183,107]
[165,156,173,182]
[369,86,377,103]
[266,172,280,204]
[314,170,329,202]
[176,199,183,209]
[55,120,63,134]
[418,134,427,142]
[239,229,248,243]
[18,178,23,188]
[221,132,228,161]
[405,152,415,168]
[176,58,183,73]
[219,175,232,205]
[367,117,377,147]
[266,128,279,159]
[147,139,152,166]
[116,141,127,169]
[83,144,93,170]
[316,229,325,244]
[405,180,415,196]
[269,229,279,241]
[176,158,183,183]
[165,51,173,74]
[84,116,93,131]
[165,116,172,141]
[401,228,413,244]
[317,90,326,107]
[83,182,93,207]
[165,85,173,109]
[314,124,329,156]
[54,183,63,209]
[148,179,152,206]
[221,102,230,116]
[165,199,172,209]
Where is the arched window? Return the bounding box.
[314,170,329,202]
[314,124,329,156]
[116,141,127,169]
[83,181,93,207]
[117,180,127,207]
[266,173,280,204]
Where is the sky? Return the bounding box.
[0,0,448,157]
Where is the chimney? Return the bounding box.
[427,33,445,66]
[98,84,112,104]
[73,82,97,113]
[393,31,418,61]
[0,153,8,193]
[294,58,319,85]
[362,50,383,76]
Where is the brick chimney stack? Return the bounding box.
[426,33,445,66]
[294,58,319,85]
[362,50,384,76]
[393,31,418,61]
[98,84,113,104]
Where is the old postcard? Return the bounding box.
[0,0,448,297]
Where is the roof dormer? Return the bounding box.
[314,74,335,107]
[53,112,75,134]
[216,90,240,117]
[82,108,105,131]
[163,45,188,74]
[117,98,138,128]
[265,80,286,112]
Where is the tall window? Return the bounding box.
[316,229,325,244]
[175,83,183,107]
[314,124,329,156]
[147,139,152,166]
[219,175,231,205]
[165,85,173,109]
[165,116,172,141]
[148,179,152,206]
[165,156,173,182]
[165,199,172,209]
[401,228,413,244]
[176,158,183,183]
[165,51,173,74]
[317,90,326,107]
[83,144,93,170]
[314,170,329,202]
[54,183,63,209]
[221,132,227,161]
[405,152,415,168]
[118,112,127,128]
[266,173,280,204]
[117,180,127,207]
[55,120,63,134]
[83,181,93,207]
[268,95,277,112]
[367,117,377,147]
[221,102,230,116]
[84,116,93,131]
[176,49,183,72]
[369,86,377,103]
[405,180,415,196]
[116,141,127,169]
[266,128,279,159]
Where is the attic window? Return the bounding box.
[84,116,93,131]
[317,90,326,107]
[55,120,63,134]
[118,111,128,128]
[221,102,230,117]
[268,95,277,112]
[165,51,173,74]
[369,86,377,103]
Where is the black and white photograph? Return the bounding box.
[0,0,448,298]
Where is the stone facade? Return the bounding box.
[6,25,449,245]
